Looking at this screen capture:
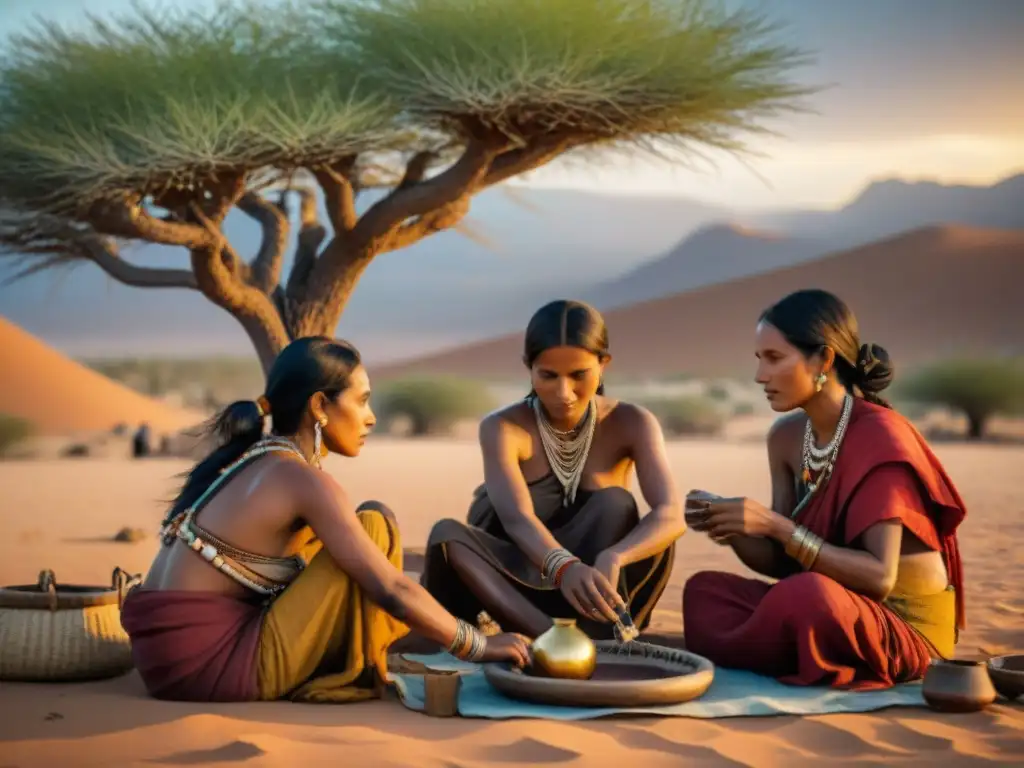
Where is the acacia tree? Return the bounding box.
[0,0,810,372]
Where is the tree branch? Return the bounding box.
[382,199,470,253]
[87,199,214,249]
[483,134,581,188]
[0,214,197,289]
[86,238,198,289]
[285,187,327,302]
[352,137,505,248]
[398,151,436,189]
[237,191,288,293]
[312,157,358,236]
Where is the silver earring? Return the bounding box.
[312,420,323,468]
[814,372,827,393]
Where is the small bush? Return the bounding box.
[898,359,1024,439]
[375,377,496,436]
[705,382,730,401]
[732,401,755,417]
[0,414,33,456]
[640,396,725,437]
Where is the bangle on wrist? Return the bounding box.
[785,525,824,570]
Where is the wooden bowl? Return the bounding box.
[987,655,1024,701]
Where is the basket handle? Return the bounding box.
[37,569,58,612]
[112,566,142,609]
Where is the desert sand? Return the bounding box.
[0,316,205,436]
[375,225,1024,382]
[2,438,1022,767]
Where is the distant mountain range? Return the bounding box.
[582,173,1024,311]
[0,172,1020,363]
[374,225,1024,382]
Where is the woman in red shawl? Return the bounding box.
[682,289,966,690]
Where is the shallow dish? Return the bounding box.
[987,655,1024,701]
[483,640,714,708]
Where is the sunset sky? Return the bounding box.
[2,0,1022,208]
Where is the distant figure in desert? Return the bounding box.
[421,300,685,639]
[131,422,151,458]
[683,289,967,690]
[120,337,530,703]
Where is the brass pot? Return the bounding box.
[922,659,997,713]
[530,619,597,680]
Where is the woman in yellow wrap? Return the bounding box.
[121,336,530,702]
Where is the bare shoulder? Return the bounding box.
[479,400,533,442]
[262,454,351,511]
[767,411,806,454]
[604,399,658,434]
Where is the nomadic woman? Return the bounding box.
[121,337,530,702]
[421,300,685,639]
[682,289,967,690]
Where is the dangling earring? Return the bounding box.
[312,419,324,469]
[814,372,827,393]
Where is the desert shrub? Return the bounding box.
[705,382,730,401]
[0,414,33,456]
[732,401,755,417]
[62,443,92,458]
[897,359,1024,439]
[375,377,496,437]
[640,396,725,437]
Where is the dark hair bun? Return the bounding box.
[211,400,266,444]
[856,343,894,394]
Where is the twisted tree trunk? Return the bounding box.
[8,131,580,374]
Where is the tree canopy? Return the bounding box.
[0,0,813,370]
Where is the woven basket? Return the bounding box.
[0,567,141,682]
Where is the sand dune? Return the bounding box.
[374,225,1024,382]
[0,316,204,435]
[1,440,1022,765]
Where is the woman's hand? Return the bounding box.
[480,632,532,666]
[684,489,722,533]
[559,562,624,623]
[701,496,784,542]
[593,550,623,596]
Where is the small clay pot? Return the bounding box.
[922,659,997,713]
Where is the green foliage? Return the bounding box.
[898,359,1024,439]
[640,395,725,437]
[0,414,34,456]
[0,0,812,217]
[0,1,392,214]
[331,0,810,139]
[375,376,497,436]
[732,401,755,417]
[705,382,730,401]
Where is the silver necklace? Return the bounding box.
[531,396,597,505]
[257,435,316,467]
[797,393,853,501]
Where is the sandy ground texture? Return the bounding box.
[1,439,1023,767]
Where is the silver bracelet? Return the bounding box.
[542,547,577,585]
[448,619,468,657]
[541,547,568,579]
[465,625,487,662]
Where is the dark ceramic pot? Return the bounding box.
[987,655,1024,702]
[922,659,997,713]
